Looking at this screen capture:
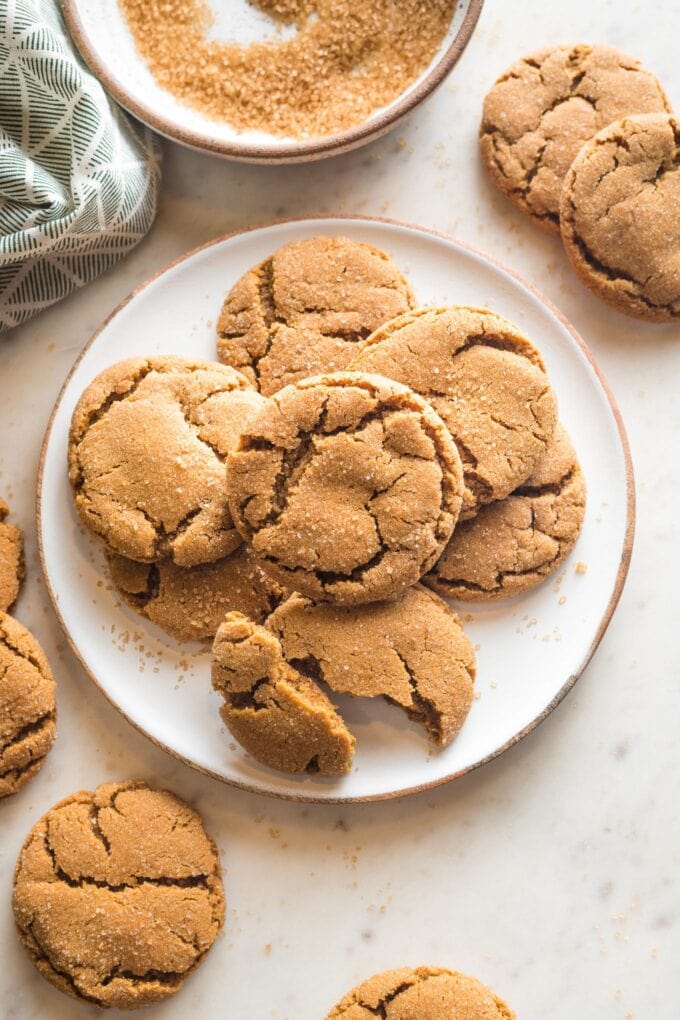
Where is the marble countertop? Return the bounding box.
[1,1,679,1017]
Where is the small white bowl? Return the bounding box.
[62,0,484,163]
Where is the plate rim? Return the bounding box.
[36,214,636,803]
[61,0,484,163]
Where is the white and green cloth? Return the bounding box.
[0,0,161,332]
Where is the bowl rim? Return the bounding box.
[36,214,635,804]
[61,0,485,162]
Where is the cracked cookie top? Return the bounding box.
[326,965,515,1019]
[350,307,558,517]
[480,44,670,232]
[226,372,464,605]
[560,112,680,321]
[0,612,56,799]
[107,543,286,643]
[216,235,415,396]
[427,424,586,600]
[12,780,225,1009]
[69,357,265,567]
[268,585,475,747]
[212,613,355,775]
[0,498,24,612]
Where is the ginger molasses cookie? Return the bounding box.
[268,585,475,747]
[480,44,670,231]
[227,372,464,605]
[350,307,557,517]
[107,543,285,643]
[217,236,415,395]
[212,613,355,775]
[0,613,56,799]
[69,357,265,567]
[427,424,586,600]
[0,498,24,612]
[13,780,225,1009]
[326,965,515,1019]
[560,113,680,321]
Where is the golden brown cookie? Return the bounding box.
[350,307,557,518]
[480,44,670,232]
[0,498,24,612]
[560,113,680,321]
[326,965,515,1019]
[226,372,464,605]
[217,236,415,395]
[268,585,475,746]
[427,424,586,600]
[69,356,264,567]
[107,543,285,643]
[212,613,355,775]
[1,612,56,799]
[12,780,225,1009]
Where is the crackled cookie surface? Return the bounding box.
[561,113,680,321]
[69,357,264,567]
[326,965,515,1019]
[269,585,475,746]
[0,498,24,612]
[212,613,354,775]
[217,236,415,395]
[427,424,586,600]
[0,613,56,799]
[12,780,225,1009]
[107,544,285,643]
[481,44,669,231]
[351,307,557,517]
[227,372,464,604]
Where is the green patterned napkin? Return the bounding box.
[0,0,161,333]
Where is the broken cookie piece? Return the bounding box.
[0,498,24,612]
[12,780,225,1009]
[268,585,475,747]
[68,356,265,567]
[427,424,586,600]
[350,306,557,517]
[217,236,415,395]
[107,543,285,643]
[211,613,355,775]
[326,965,515,1019]
[226,371,464,605]
[0,612,56,799]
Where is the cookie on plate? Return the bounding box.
[326,965,515,1019]
[268,584,475,747]
[216,235,415,395]
[0,612,56,799]
[0,498,24,612]
[69,357,264,567]
[12,780,225,1009]
[226,372,464,605]
[107,543,285,643]
[560,113,680,321]
[427,424,586,600]
[350,307,557,518]
[480,43,670,231]
[212,613,355,775]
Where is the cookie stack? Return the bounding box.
[481,43,680,321]
[67,235,586,778]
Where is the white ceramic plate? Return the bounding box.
[62,0,483,162]
[38,218,634,802]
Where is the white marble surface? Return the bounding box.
[1,1,679,1016]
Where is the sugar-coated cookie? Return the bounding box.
[226,372,464,605]
[0,498,24,612]
[217,236,415,395]
[12,780,225,1009]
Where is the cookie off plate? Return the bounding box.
[38,218,634,802]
